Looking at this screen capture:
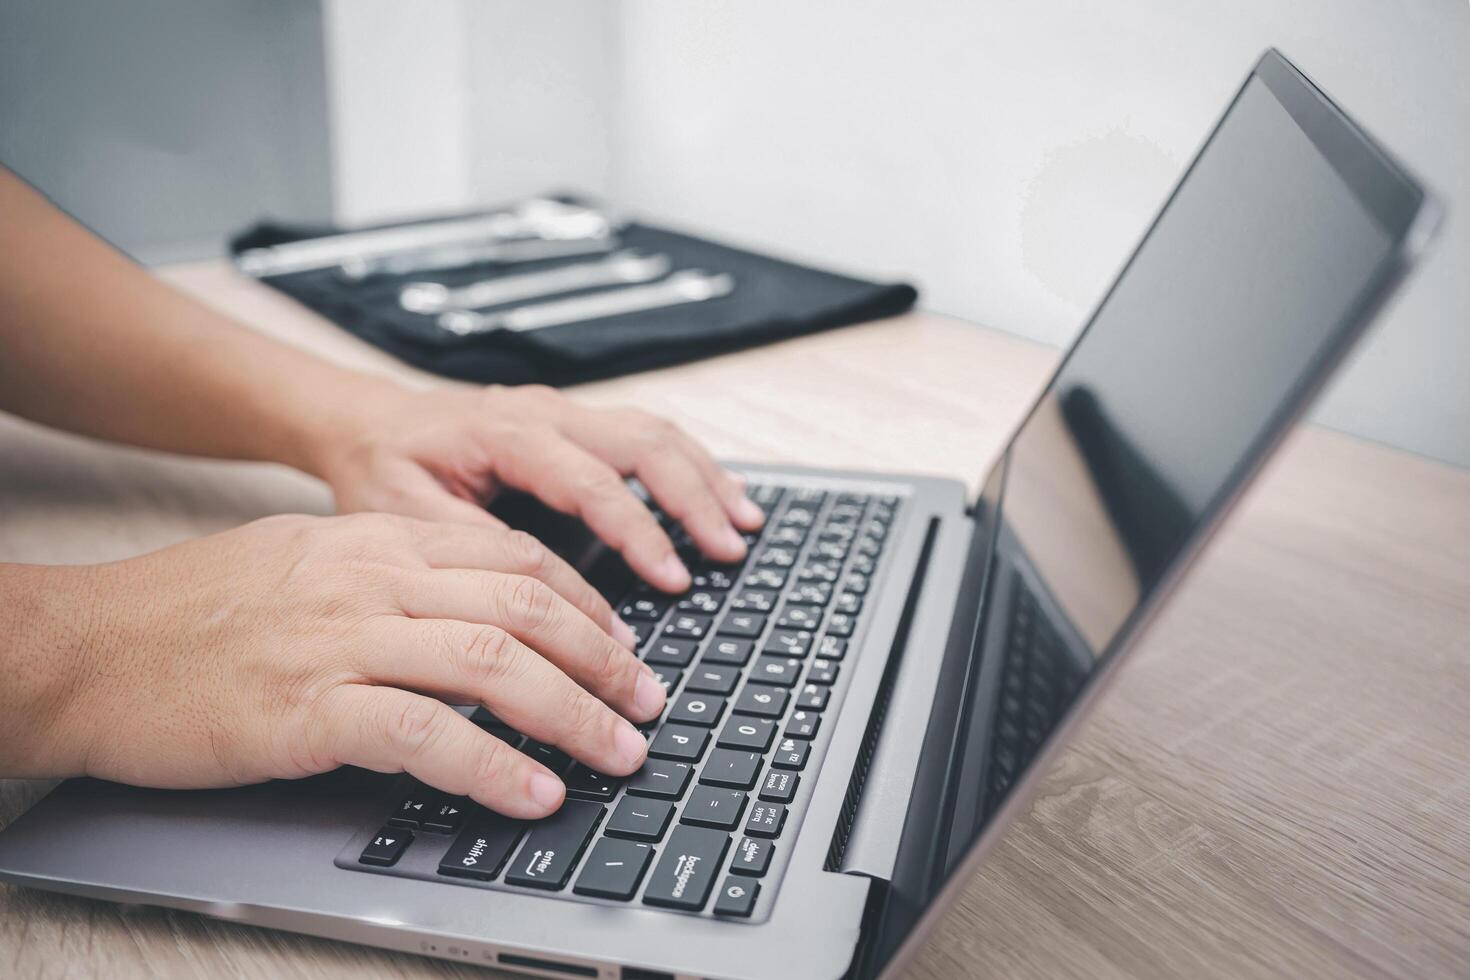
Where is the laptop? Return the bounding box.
[0,50,1439,980]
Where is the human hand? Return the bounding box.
[22,514,666,817]
[308,384,764,593]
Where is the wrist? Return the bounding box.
[0,563,110,778]
[273,371,421,483]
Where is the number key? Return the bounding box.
[733,685,789,718]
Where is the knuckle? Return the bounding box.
[507,576,558,633]
[460,624,516,685]
[471,736,516,789]
[592,637,635,691]
[504,529,551,576]
[386,697,441,757]
[564,689,608,740]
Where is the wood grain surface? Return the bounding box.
[2,261,1467,979]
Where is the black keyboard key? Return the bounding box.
[702,637,754,667]
[642,825,729,911]
[844,573,871,595]
[762,629,813,657]
[755,546,797,568]
[503,800,604,890]
[744,802,787,838]
[682,786,748,830]
[685,663,741,696]
[630,619,659,647]
[606,796,674,841]
[359,827,412,867]
[790,488,826,506]
[469,708,523,745]
[812,541,849,562]
[650,666,682,696]
[574,838,655,901]
[834,592,863,615]
[523,741,574,775]
[649,724,710,761]
[717,611,766,638]
[388,788,437,828]
[626,759,693,799]
[862,519,888,540]
[767,526,806,547]
[713,876,759,917]
[620,595,671,621]
[664,613,712,639]
[807,658,840,686]
[775,605,821,631]
[855,537,882,558]
[795,684,830,711]
[771,737,810,771]
[700,748,762,789]
[731,836,773,877]
[668,692,726,728]
[645,637,698,668]
[779,505,816,527]
[730,588,777,613]
[748,656,803,687]
[423,797,468,833]
[691,567,738,591]
[818,523,856,542]
[745,568,787,590]
[438,813,524,880]
[676,590,725,614]
[798,561,840,583]
[784,710,820,740]
[734,685,789,718]
[849,554,876,575]
[760,769,799,804]
[785,582,832,606]
[564,765,621,801]
[719,716,777,752]
[827,613,857,637]
[817,636,848,660]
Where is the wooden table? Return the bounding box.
[3,261,1468,979]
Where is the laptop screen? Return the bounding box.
[873,51,1431,974]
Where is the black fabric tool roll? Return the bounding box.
[229,213,917,386]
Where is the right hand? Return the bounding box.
[34,513,665,818]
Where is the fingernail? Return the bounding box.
[529,772,564,811]
[721,526,746,556]
[736,497,765,526]
[612,615,638,649]
[634,670,666,717]
[615,721,648,768]
[657,555,690,590]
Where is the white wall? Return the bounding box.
[324,1,1470,468]
[611,0,1470,468]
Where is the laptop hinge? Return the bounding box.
[825,510,974,880]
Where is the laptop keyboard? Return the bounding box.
[981,574,1086,815]
[344,483,900,919]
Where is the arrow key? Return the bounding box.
[359,827,412,867]
[422,796,469,833]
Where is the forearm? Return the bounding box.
[0,563,101,779]
[0,168,409,476]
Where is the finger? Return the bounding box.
[394,570,664,722]
[668,430,765,532]
[351,460,508,529]
[317,684,566,818]
[365,617,653,777]
[558,408,761,549]
[407,522,636,649]
[491,429,690,592]
[625,447,747,564]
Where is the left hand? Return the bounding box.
[312,383,764,593]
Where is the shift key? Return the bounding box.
[503,800,605,890]
[642,825,730,911]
